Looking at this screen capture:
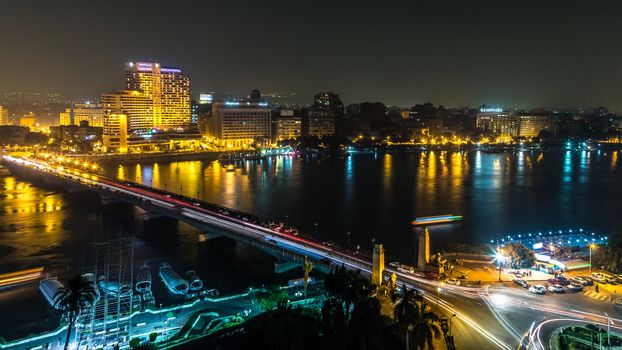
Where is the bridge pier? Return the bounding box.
[100,195,123,205]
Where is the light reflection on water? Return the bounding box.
[100,150,622,263]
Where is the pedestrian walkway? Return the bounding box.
[582,290,611,302]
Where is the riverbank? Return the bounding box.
[65,150,221,164]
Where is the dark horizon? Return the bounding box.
[2,1,622,109]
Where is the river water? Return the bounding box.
[1,149,621,339]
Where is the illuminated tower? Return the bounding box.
[417,227,430,270]
[372,243,385,286]
[125,62,191,130]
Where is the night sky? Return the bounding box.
[1,0,622,108]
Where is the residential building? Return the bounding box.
[304,92,343,137]
[125,61,191,130]
[59,102,103,127]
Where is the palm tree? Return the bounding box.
[394,288,421,350]
[410,303,442,350]
[54,274,98,350]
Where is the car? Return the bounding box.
[165,194,171,198]
[192,202,201,206]
[591,273,607,283]
[398,265,415,274]
[446,278,461,286]
[388,261,401,268]
[514,279,530,288]
[529,285,546,294]
[567,283,584,291]
[570,277,586,286]
[548,278,563,285]
[547,284,564,293]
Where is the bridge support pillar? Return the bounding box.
[274,261,302,273]
[100,195,123,205]
[143,211,166,220]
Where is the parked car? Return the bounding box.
[567,283,584,291]
[548,278,563,285]
[529,285,546,294]
[591,273,607,283]
[446,278,461,286]
[514,279,530,288]
[570,278,586,286]
[547,284,564,293]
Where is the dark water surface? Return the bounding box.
[1,149,621,338]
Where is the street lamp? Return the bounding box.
[589,244,596,275]
[494,249,505,282]
[605,312,613,350]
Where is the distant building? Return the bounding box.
[101,90,153,152]
[207,90,271,148]
[476,107,518,138]
[275,109,302,141]
[50,121,103,152]
[125,61,191,130]
[19,112,37,130]
[0,106,8,125]
[304,92,343,138]
[306,110,336,138]
[59,102,103,127]
[517,115,556,138]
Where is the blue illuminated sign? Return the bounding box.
[480,107,503,113]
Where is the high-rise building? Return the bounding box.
[208,90,271,148]
[0,106,8,125]
[60,102,103,127]
[125,62,191,130]
[102,90,153,151]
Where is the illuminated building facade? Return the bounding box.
[518,115,556,138]
[0,106,8,125]
[275,110,302,141]
[476,108,518,138]
[125,62,191,130]
[19,112,37,130]
[208,90,271,148]
[59,103,103,127]
[102,90,153,152]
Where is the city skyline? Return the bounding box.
[2,1,622,109]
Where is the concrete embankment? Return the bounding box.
[66,151,222,164]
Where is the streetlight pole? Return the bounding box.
[608,318,611,350]
[589,244,596,275]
